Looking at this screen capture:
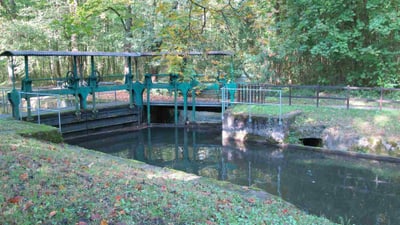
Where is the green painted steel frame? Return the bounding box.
[1,50,235,124]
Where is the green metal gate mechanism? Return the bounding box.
[0,50,236,124]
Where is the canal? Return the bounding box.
[67,126,400,225]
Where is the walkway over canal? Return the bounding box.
[0,50,238,127]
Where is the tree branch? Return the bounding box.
[201,7,206,33]
[106,6,128,32]
[188,0,208,10]
[188,0,207,34]
[220,11,237,48]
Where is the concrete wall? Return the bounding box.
[222,110,301,144]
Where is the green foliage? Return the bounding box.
[0,0,399,87]
[269,0,400,86]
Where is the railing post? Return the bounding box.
[37,93,41,125]
[57,94,62,132]
[18,91,22,120]
[174,87,178,125]
[279,89,282,125]
[316,85,320,107]
[346,86,350,110]
[289,85,292,106]
[192,89,196,121]
[146,83,151,125]
[221,87,225,120]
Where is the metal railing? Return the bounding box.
[18,92,62,132]
[221,86,282,124]
[237,84,400,110]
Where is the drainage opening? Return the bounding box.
[300,138,323,147]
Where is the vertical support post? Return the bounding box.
[90,56,97,113]
[237,83,241,102]
[56,94,62,132]
[18,91,22,120]
[9,90,20,119]
[72,56,80,115]
[279,90,282,125]
[127,56,134,108]
[316,85,320,107]
[37,93,41,124]
[174,87,178,125]
[250,84,253,103]
[227,83,237,103]
[147,84,151,125]
[73,56,78,88]
[192,89,196,121]
[289,84,292,106]
[346,86,350,110]
[179,83,190,124]
[90,56,95,76]
[24,56,29,80]
[183,91,187,124]
[221,87,225,120]
[134,57,139,81]
[24,56,32,120]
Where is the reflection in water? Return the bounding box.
[68,127,400,225]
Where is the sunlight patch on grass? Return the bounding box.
[374,115,390,127]
[353,118,372,131]
[148,171,200,181]
[304,117,316,123]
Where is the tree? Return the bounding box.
[0,0,399,87]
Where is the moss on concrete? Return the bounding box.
[0,118,63,143]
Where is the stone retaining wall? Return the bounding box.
[222,109,400,157]
[222,110,301,144]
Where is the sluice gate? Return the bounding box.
[28,104,141,139]
[0,50,236,131]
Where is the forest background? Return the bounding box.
[0,0,399,87]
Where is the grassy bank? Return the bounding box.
[0,118,335,225]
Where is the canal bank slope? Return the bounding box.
[0,118,335,224]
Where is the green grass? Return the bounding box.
[231,104,400,138]
[293,106,400,139]
[229,104,290,116]
[0,118,63,143]
[0,119,336,225]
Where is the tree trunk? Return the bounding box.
[69,0,83,81]
[7,57,13,85]
[123,5,133,75]
[70,0,79,51]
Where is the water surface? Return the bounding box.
[67,127,400,225]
